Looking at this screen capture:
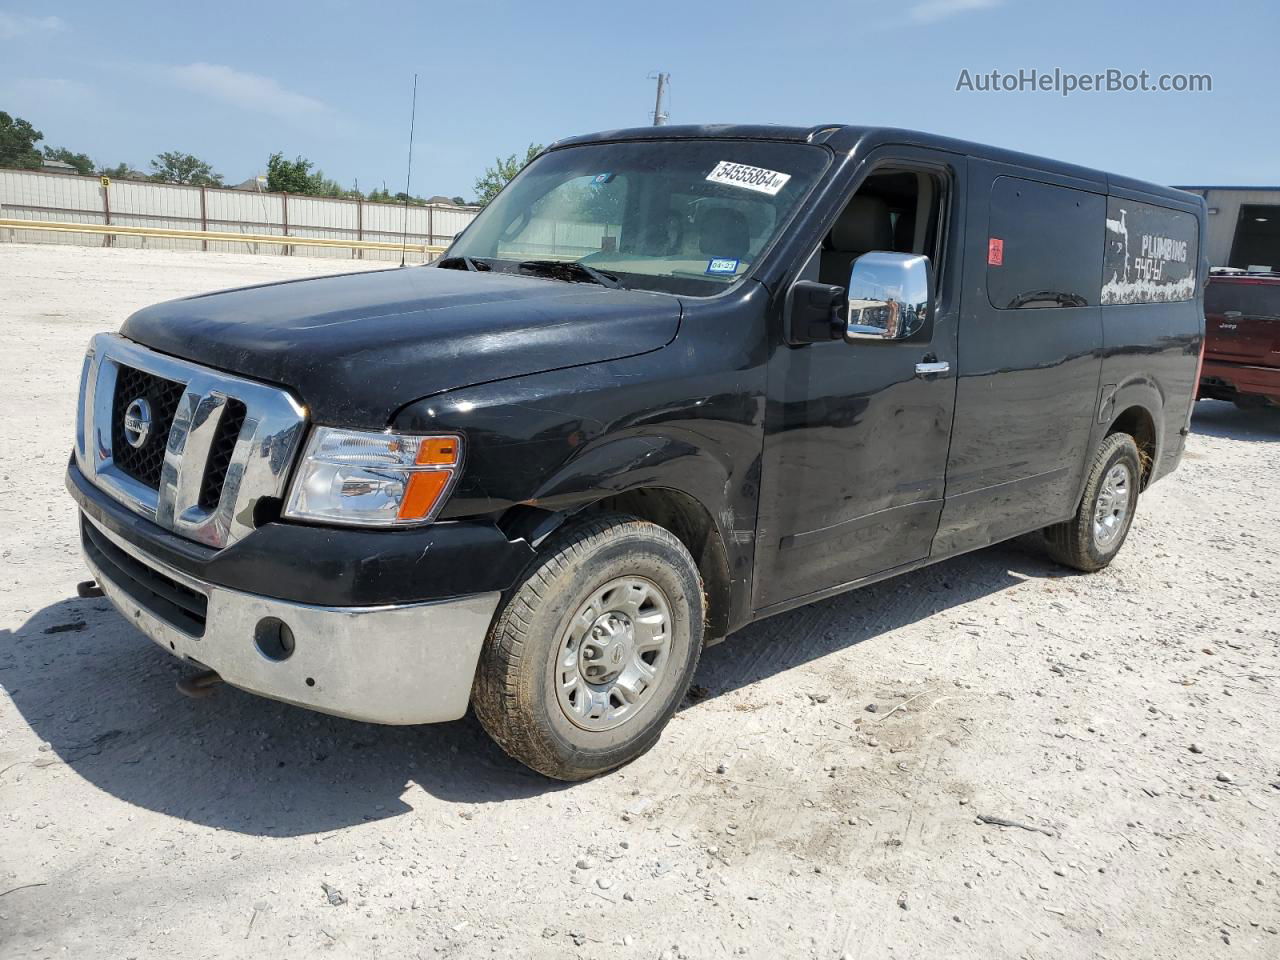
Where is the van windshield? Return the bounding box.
[445,139,830,296]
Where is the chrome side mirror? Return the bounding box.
[845,252,932,341]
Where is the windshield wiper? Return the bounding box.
[436,255,491,272]
[516,259,620,288]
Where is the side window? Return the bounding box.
[819,168,947,291]
[1101,197,1198,304]
[987,177,1103,309]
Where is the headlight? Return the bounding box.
[283,427,463,527]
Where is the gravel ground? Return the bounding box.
[1,243,1278,959]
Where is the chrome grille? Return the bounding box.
[75,333,308,549]
[198,397,246,510]
[109,365,185,489]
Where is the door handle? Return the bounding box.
[915,360,950,377]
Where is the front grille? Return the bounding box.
[78,334,308,549]
[82,519,208,637]
[198,398,246,510]
[110,365,185,489]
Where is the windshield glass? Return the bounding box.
[446,139,830,295]
[1205,279,1280,318]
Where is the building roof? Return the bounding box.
[1174,185,1280,192]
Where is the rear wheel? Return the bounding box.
[1043,433,1142,572]
[472,514,704,780]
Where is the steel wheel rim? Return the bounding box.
[1093,462,1132,549]
[555,576,673,732]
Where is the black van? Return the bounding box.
[67,124,1206,779]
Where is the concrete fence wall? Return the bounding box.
[0,169,478,262]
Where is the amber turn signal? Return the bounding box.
[397,470,453,521]
[414,436,460,466]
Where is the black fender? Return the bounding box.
[392,345,768,631]
[1087,373,1163,501]
[531,432,735,517]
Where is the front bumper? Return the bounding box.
[80,513,501,725]
[66,458,535,607]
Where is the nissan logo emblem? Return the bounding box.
[123,397,153,449]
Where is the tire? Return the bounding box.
[1043,433,1142,572]
[472,513,705,780]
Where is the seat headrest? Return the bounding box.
[830,195,893,253]
[697,207,750,258]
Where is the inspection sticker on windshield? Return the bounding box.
[706,257,740,275]
[705,161,791,196]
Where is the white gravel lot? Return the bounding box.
[1,243,1278,959]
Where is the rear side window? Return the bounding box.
[1204,279,1280,318]
[1102,197,1199,304]
[987,177,1103,309]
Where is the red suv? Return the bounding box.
[1199,270,1280,409]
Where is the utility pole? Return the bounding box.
[651,72,669,126]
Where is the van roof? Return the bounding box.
[550,123,1201,211]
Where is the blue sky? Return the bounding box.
[2,0,1275,198]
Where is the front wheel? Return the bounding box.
[1042,432,1142,572]
[472,514,704,780]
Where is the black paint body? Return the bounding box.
[95,124,1206,640]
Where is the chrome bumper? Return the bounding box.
[82,515,500,725]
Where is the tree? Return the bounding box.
[150,151,222,186]
[473,143,542,206]
[266,152,315,194]
[266,153,358,197]
[98,162,137,180]
[308,170,346,198]
[43,146,93,176]
[0,111,44,169]
[450,196,467,206]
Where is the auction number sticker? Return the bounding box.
[705,161,791,196]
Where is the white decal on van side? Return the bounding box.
[1102,200,1198,305]
[1101,273,1196,305]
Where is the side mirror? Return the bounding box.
[845,252,932,342]
[785,280,846,345]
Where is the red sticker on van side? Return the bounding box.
[988,237,1004,266]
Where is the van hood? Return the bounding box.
[120,266,682,427]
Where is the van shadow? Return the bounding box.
[1,539,1062,838]
[1191,399,1280,442]
[696,537,1060,698]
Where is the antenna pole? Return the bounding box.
[651,72,669,126]
[400,72,418,266]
